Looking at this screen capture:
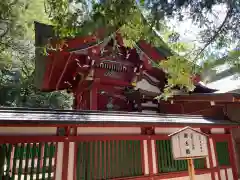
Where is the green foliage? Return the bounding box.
[159,56,195,99]
[0,0,73,109]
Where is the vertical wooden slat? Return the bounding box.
[122,140,126,176]
[104,141,107,179]
[100,141,104,179]
[94,141,98,180]
[24,143,31,180]
[116,140,119,178]
[111,140,115,178]
[136,140,142,175]
[18,143,24,180]
[6,144,12,176]
[82,142,86,180]
[88,142,92,180]
[48,143,54,180]
[108,140,111,179]
[128,141,133,176]
[133,140,136,176]
[30,143,36,180]
[36,143,42,180]
[12,144,19,180]
[91,141,95,180]
[42,143,48,180]
[76,142,82,180]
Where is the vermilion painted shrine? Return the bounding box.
[0,21,239,180]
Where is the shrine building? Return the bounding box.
[0,21,239,180]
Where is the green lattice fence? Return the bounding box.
[216,141,230,166]
[75,140,143,180]
[156,140,206,173]
[0,143,56,180]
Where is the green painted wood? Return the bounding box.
[216,141,230,166]
[12,144,19,180]
[42,143,48,180]
[6,144,12,176]
[30,143,36,180]
[24,143,31,180]
[48,143,54,180]
[75,140,143,180]
[156,140,205,173]
[17,143,24,180]
[36,143,42,180]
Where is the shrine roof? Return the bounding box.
[0,108,237,126]
[170,93,240,103]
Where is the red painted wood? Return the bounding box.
[73,142,77,180]
[207,136,215,180]
[225,168,229,180]
[90,85,98,110]
[212,137,222,180]
[62,141,69,180]
[228,132,238,180]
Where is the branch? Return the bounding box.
[194,7,232,61]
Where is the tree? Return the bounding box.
[0,0,73,109]
[43,0,239,97]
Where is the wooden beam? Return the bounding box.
[169,93,240,103]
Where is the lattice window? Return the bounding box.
[75,140,143,180]
[216,141,230,166]
[156,140,205,173]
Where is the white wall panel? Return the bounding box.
[0,127,57,135]
[77,127,141,134]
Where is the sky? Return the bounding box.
[75,1,239,93]
[166,4,240,93]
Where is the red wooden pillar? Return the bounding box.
[62,127,71,180]
[90,79,99,110]
[207,136,215,180]
[212,136,222,180]
[229,131,238,180]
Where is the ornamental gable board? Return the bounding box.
[169,126,208,160]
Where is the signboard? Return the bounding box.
[169,126,208,160]
[169,127,209,180]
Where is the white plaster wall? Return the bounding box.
[211,128,225,134]
[220,169,227,180]
[151,140,157,174]
[55,142,64,180]
[68,142,75,180]
[159,173,211,180]
[0,127,57,135]
[227,168,234,180]
[215,172,219,180]
[143,140,149,175]
[77,127,141,135]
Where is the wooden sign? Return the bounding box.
[169,126,208,160]
[169,127,209,180]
